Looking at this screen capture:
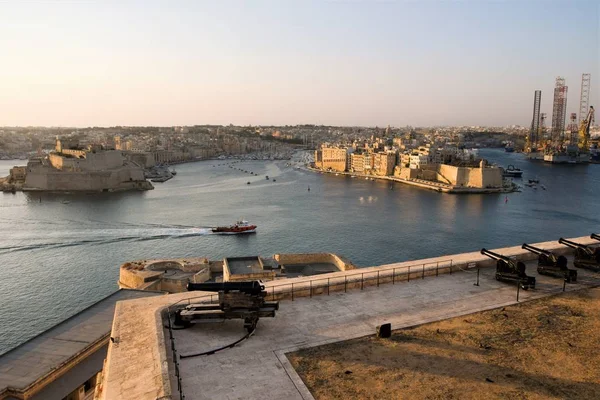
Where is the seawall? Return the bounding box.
[308,166,512,194]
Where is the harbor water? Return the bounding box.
[1,149,599,353]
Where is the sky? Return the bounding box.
[0,0,598,127]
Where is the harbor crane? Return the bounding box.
[578,106,595,151]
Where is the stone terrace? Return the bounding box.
[99,235,600,400]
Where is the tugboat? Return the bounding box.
[211,220,257,234]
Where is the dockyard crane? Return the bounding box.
[578,106,595,151]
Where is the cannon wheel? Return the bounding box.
[244,316,258,333]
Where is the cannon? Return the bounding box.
[187,281,265,296]
[481,248,536,289]
[559,238,600,272]
[174,281,279,332]
[591,233,600,241]
[521,243,577,282]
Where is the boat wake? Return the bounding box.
[0,227,213,254]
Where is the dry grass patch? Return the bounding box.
[288,288,600,399]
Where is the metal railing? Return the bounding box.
[264,259,455,301]
[166,314,185,400]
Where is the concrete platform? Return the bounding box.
[98,235,600,400]
[172,259,600,400]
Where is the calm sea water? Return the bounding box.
[1,149,599,353]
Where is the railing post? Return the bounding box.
[563,279,566,292]
[344,276,347,292]
[476,268,480,286]
[392,268,396,284]
[377,271,380,287]
[327,278,330,295]
[516,280,520,302]
[436,261,439,276]
[310,280,312,298]
[408,266,410,282]
[271,286,275,301]
[292,283,294,301]
[422,264,425,279]
[361,273,364,290]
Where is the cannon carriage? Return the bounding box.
[558,238,600,272]
[481,248,536,289]
[521,243,577,282]
[174,281,279,333]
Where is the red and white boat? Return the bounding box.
[211,220,257,234]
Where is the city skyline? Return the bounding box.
[0,0,598,127]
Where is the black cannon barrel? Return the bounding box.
[481,248,510,261]
[591,233,600,241]
[187,281,265,294]
[522,243,551,255]
[559,237,589,249]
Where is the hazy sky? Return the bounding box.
[0,0,598,127]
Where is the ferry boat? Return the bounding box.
[211,220,257,234]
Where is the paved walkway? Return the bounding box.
[171,258,600,400]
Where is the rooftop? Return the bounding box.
[226,256,263,275]
[0,289,163,399]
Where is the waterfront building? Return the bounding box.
[374,152,396,176]
[363,152,375,172]
[314,144,349,172]
[409,154,429,169]
[399,152,411,168]
[350,152,365,173]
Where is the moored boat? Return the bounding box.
[502,165,523,178]
[211,220,257,234]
